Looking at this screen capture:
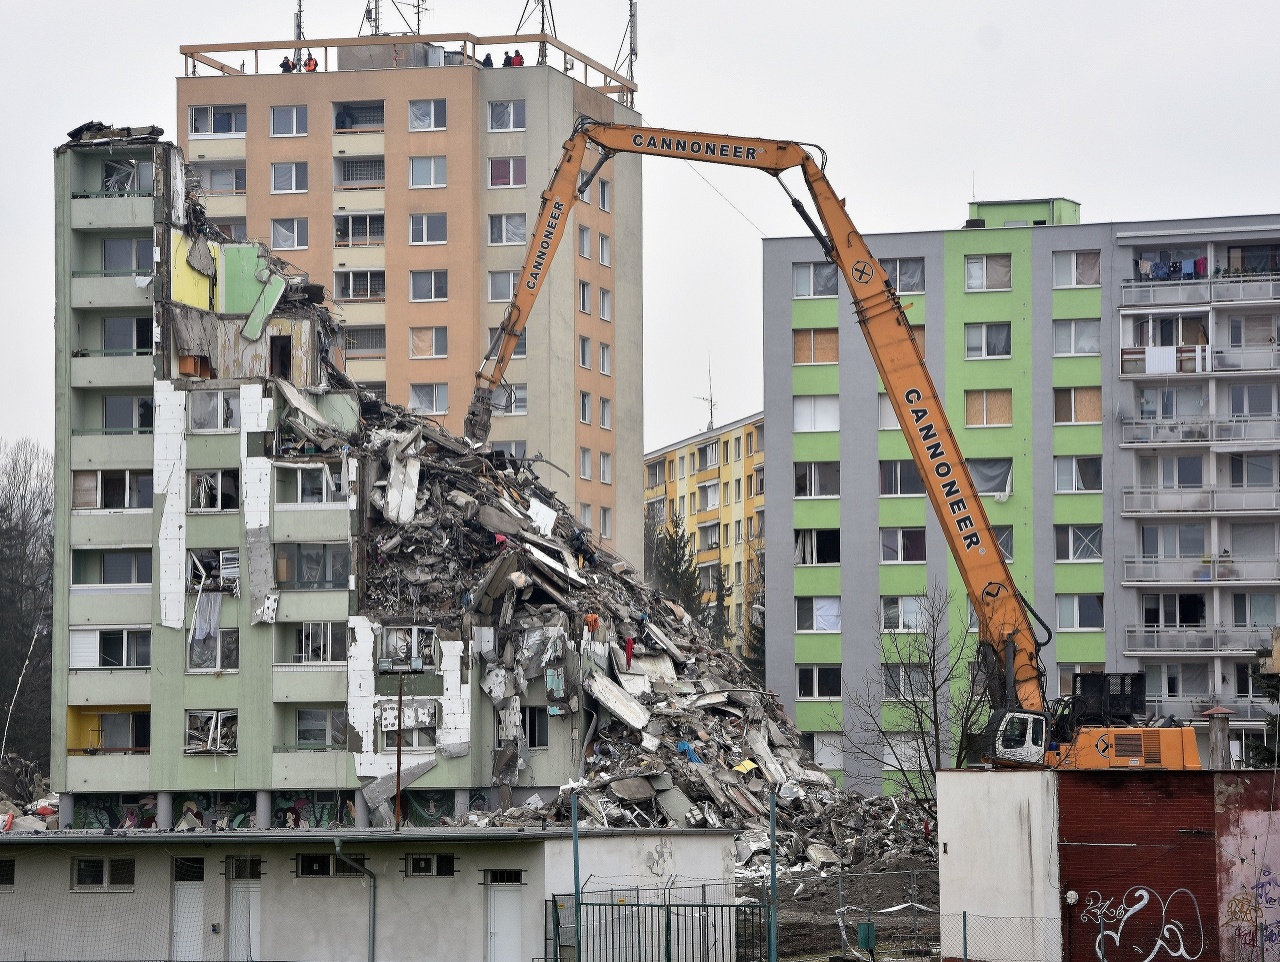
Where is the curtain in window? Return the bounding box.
[813,597,841,631]
[1074,251,1101,285]
[964,257,984,291]
[985,255,1012,289]
[897,258,925,293]
[968,458,1012,493]
[408,100,435,129]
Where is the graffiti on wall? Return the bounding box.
[1079,886,1205,962]
[1222,867,1280,958]
[72,793,158,829]
[271,790,356,828]
[173,791,256,829]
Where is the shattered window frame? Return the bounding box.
[335,270,387,302]
[296,708,348,751]
[184,709,238,755]
[487,99,526,132]
[270,104,308,137]
[410,212,448,245]
[187,468,240,513]
[189,104,247,137]
[186,547,240,590]
[491,440,527,460]
[409,383,449,415]
[287,621,349,664]
[187,628,240,674]
[488,212,526,246]
[273,542,352,591]
[188,390,241,433]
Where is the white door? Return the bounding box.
[171,881,205,961]
[487,884,523,962]
[228,879,261,961]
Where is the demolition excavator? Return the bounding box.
[463,120,1201,771]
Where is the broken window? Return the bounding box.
[335,212,384,247]
[796,597,841,632]
[297,709,348,750]
[794,461,839,498]
[794,529,840,565]
[213,220,247,242]
[189,389,240,432]
[101,159,154,195]
[491,440,527,460]
[185,709,238,754]
[102,316,151,356]
[271,218,309,250]
[378,625,437,671]
[196,164,247,195]
[271,104,308,136]
[189,104,247,135]
[488,156,525,188]
[188,469,240,512]
[334,99,384,130]
[188,628,239,673]
[409,383,448,415]
[187,548,239,590]
[288,622,349,663]
[488,212,526,246]
[73,469,152,509]
[274,543,351,590]
[92,710,149,753]
[276,464,343,504]
[794,262,838,298]
[797,665,841,699]
[410,156,447,188]
[408,98,446,130]
[520,706,549,748]
[70,628,151,669]
[73,858,135,891]
[488,99,526,131]
[103,394,153,433]
[793,328,839,364]
[405,854,456,878]
[1053,386,1102,424]
[0,859,13,886]
[72,548,151,586]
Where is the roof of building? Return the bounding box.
[644,411,764,461]
[0,826,734,846]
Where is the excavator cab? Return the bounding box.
[995,712,1047,766]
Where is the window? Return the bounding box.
[488,213,525,245]
[599,234,612,265]
[289,622,349,663]
[964,253,1012,291]
[489,156,526,188]
[883,663,930,700]
[488,270,518,302]
[401,853,457,878]
[271,104,308,136]
[1137,386,1207,421]
[196,164,246,195]
[299,853,367,878]
[796,596,841,631]
[69,628,151,669]
[794,262,838,297]
[188,628,239,672]
[600,507,613,539]
[335,270,386,301]
[578,280,591,314]
[793,395,839,432]
[794,461,839,498]
[965,389,1013,427]
[964,322,1012,359]
[103,237,152,274]
[271,161,308,193]
[1053,318,1101,356]
[1137,454,1204,490]
[1229,453,1275,488]
[1053,250,1101,288]
[189,104,246,136]
[599,343,612,375]
[880,257,925,294]
[488,99,526,131]
[967,458,1013,495]
[1229,384,1276,417]
[187,548,238,589]
[213,220,247,242]
[487,327,526,359]
[1139,523,1206,559]
[1055,524,1102,562]
[600,288,613,321]
[491,383,527,416]
[578,225,591,258]
[1144,593,1208,629]
[297,709,348,750]
[276,465,344,505]
[185,709,238,754]
[600,397,612,429]
[188,468,239,512]
[410,270,448,301]
[678,456,686,479]
[994,525,1014,561]
[579,392,591,424]
[600,452,613,484]
[102,396,155,435]
[72,469,152,510]
[408,98,446,130]
[697,442,719,470]
[580,503,593,527]
[335,212,385,247]
[403,213,448,248]
[402,326,447,359]
[598,179,612,211]
[578,336,591,369]
[880,459,925,496]
[794,329,839,364]
[491,440,527,460]
[100,316,149,357]
[877,394,901,430]
[794,529,840,564]
[189,390,239,432]
[409,383,449,415]
[72,548,152,586]
[271,217,308,250]
[346,325,386,358]
[796,664,841,699]
[646,462,663,488]
[338,157,385,187]
[881,527,925,563]
[0,859,12,886]
[1233,592,1277,628]
[73,858,135,891]
[1057,594,1104,630]
[881,595,924,631]
[273,543,352,590]
[333,98,383,129]
[1055,455,1102,493]
[579,448,592,480]
[1054,387,1102,424]
[230,858,262,881]
[409,156,447,188]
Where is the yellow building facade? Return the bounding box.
[643,413,764,650]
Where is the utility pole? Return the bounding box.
[394,670,404,829]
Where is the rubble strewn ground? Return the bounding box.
[0,755,58,831]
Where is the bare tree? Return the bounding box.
[837,585,989,805]
[0,439,54,772]
[739,536,766,684]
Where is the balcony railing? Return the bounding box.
[1123,555,1280,584]
[334,234,386,248]
[1146,695,1274,722]
[1124,625,1272,653]
[1120,345,1280,375]
[1213,273,1280,303]
[1122,486,1280,514]
[1120,273,1280,308]
[1120,417,1280,445]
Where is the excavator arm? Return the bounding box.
[465,120,1051,750]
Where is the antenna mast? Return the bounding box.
[516,0,558,65]
[694,361,717,432]
[294,0,304,66]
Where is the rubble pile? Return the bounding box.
[331,394,937,877]
[0,756,58,832]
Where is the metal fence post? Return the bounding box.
[963,910,968,962]
[665,903,673,962]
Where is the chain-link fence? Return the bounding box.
[940,913,1059,962]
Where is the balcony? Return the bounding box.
[70,195,154,231]
[70,273,154,310]
[65,753,149,791]
[1119,417,1280,445]
[1122,486,1280,514]
[1124,626,1272,654]
[1120,274,1280,308]
[1146,695,1274,723]
[272,663,348,703]
[1123,555,1280,585]
[1214,273,1280,303]
[70,354,154,389]
[271,749,353,789]
[1120,345,1210,376]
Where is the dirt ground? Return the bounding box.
[739,860,940,959]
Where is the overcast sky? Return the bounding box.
[5,0,1280,451]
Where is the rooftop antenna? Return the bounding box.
[359,0,382,35]
[694,360,717,432]
[516,0,558,65]
[390,0,430,34]
[611,1,638,107]
[294,0,304,68]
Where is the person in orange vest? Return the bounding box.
[512,49,525,66]
[303,54,318,72]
